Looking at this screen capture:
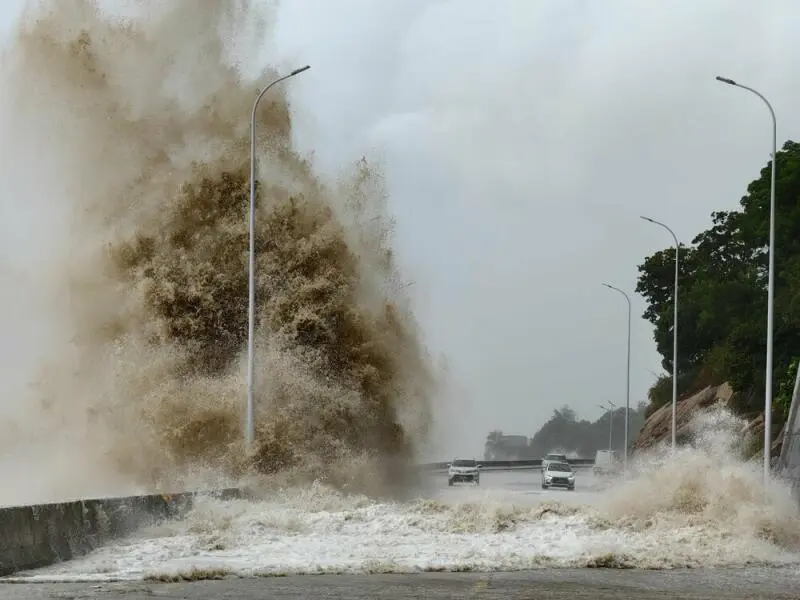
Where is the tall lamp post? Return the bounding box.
[640,216,679,452]
[247,65,311,449]
[715,75,777,489]
[602,283,631,475]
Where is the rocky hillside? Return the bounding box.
[632,382,786,459]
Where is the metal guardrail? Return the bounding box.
[419,458,595,470]
[778,358,800,495]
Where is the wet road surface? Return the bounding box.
[2,468,795,598]
[2,568,797,599]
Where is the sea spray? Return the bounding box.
[0,0,435,504]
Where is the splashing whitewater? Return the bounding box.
[8,408,800,581]
[0,0,435,504]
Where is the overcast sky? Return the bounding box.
[2,0,799,461]
[266,0,800,459]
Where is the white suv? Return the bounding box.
[541,461,575,491]
[448,459,481,486]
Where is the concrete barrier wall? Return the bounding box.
[0,487,240,577]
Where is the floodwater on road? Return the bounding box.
[4,454,800,583]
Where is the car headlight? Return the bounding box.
[545,476,552,481]
[568,474,575,479]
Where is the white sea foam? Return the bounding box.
[9,409,800,582]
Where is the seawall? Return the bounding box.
[0,488,240,577]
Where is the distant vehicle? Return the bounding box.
[541,461,575,491]
[541,453,569,470]
[448,458,481,486]
[593,450,621,476]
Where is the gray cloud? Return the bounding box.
[1,0,797,460]
[269,0,800,458]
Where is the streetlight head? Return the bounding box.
[715,75,736,86]
[602,283,612,289]
[639,215,655,223]
[290,65,311,76]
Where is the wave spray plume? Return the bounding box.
[0,0,435,503]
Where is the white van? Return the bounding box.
[593,450,620,476]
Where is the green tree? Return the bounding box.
[636,140,800,420]
[776,358,799,421]
[524,402,648,458]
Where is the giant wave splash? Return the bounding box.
[0,0,434,504]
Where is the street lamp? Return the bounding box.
[640,216,679,453]
[602,283,631,475]
[715,75,777,489]
[246,65,311,449]
[598,402,616,452]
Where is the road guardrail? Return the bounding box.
[418,458,595,471]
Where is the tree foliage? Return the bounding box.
[776,358,799,421]
[484,403,648,459]
[527,403,648,458]
[636,140,800,419]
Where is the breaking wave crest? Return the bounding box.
[0,0,434,504]
[11,408,800,580]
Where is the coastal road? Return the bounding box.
[2,568,797,599]
[423,465,604,503]
[2,468,795,598]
